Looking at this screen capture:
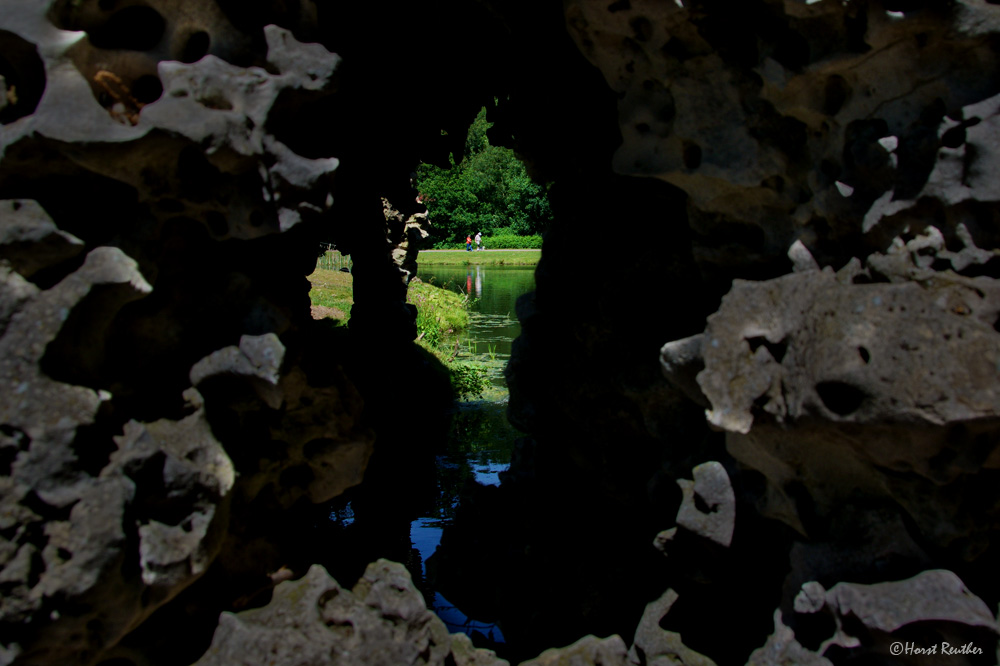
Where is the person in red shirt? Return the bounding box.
[466,235,472,252]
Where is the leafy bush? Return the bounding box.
[482,233,543,249]
[407,279,469,346]
[415,105,552,245]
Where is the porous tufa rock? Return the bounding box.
[675,461,735,547]
[0,199,84,277]
[626,588,717,666]
[676,261,1000,545]
[112,414,235,589]
[659,333,708,408]
[746,610,833,666]
[192,560,508,666]
[523,635,628,666]
[804,570,997,640]
[696,267,1000,434]
[0,246,235,664]
[190,333,285,408]
[787,239,819,273]
[562,0,1000,284]
[749,570,999,661]
[191,335,374,507]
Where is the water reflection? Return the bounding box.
[408,394,521,647]
[358,264,534,650]
[417,264,535,360]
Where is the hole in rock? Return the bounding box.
[693,492,714,514]
[130,75,163,105]
[22,490,77,522]
[88,6,166,51]
[747,336,787,363]
[793,611,837,651]
[179,31,211,63]
[858,346,870,364]
[816,381,867,416]
[822,75,850,116]
[0,30,47,125]
[682,140,702,169]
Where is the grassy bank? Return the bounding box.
[307,268,353,320]
[419,250,540,266]
[307,268,491,399]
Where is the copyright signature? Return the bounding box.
[890,641,983,656]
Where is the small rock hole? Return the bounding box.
[0,30,48,125]
[682,140,702,169]
[88,6,166,51]
[941,124,966,149]
[607,0,631,11]
[858,346,870,364]
[130,74,163,104]
[179,31,210,64]
[816,381,867,416]
[822,75,850,116]
[747,336,787,363]
[693,493,714,514]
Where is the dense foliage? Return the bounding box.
[479,231,543,249]
[407,279,469,346]
[416,106,552,246]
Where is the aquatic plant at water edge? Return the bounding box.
[408,279,470,346]
[449,363,490,400]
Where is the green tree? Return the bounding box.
[415,106,551,245]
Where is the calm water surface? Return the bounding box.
[409,262,536,644]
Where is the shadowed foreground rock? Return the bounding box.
[5,0,1000,664]
[192,559,508,666]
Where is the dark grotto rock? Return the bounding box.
[4,0,1000,664]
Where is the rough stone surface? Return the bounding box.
[383,196,430,285]
[6,0,1000,665]
[0,5,378,664]
[675,461,735,547]
[797,570,998,650]
[746,611,833,666]
[697,266,1000,435]
[522,635,628,666]
[0,243,234,664]
[748,571,998,664]
[627,589,717,666]
[193,559,508,666]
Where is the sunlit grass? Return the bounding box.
[419,250,540,266]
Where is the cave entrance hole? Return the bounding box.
[313,103,544,657]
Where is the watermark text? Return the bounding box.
[889,641,984,657]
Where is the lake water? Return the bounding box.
[408,262,536,646]
[415,264,535,388]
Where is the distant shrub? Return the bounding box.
[481,233,543,249]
